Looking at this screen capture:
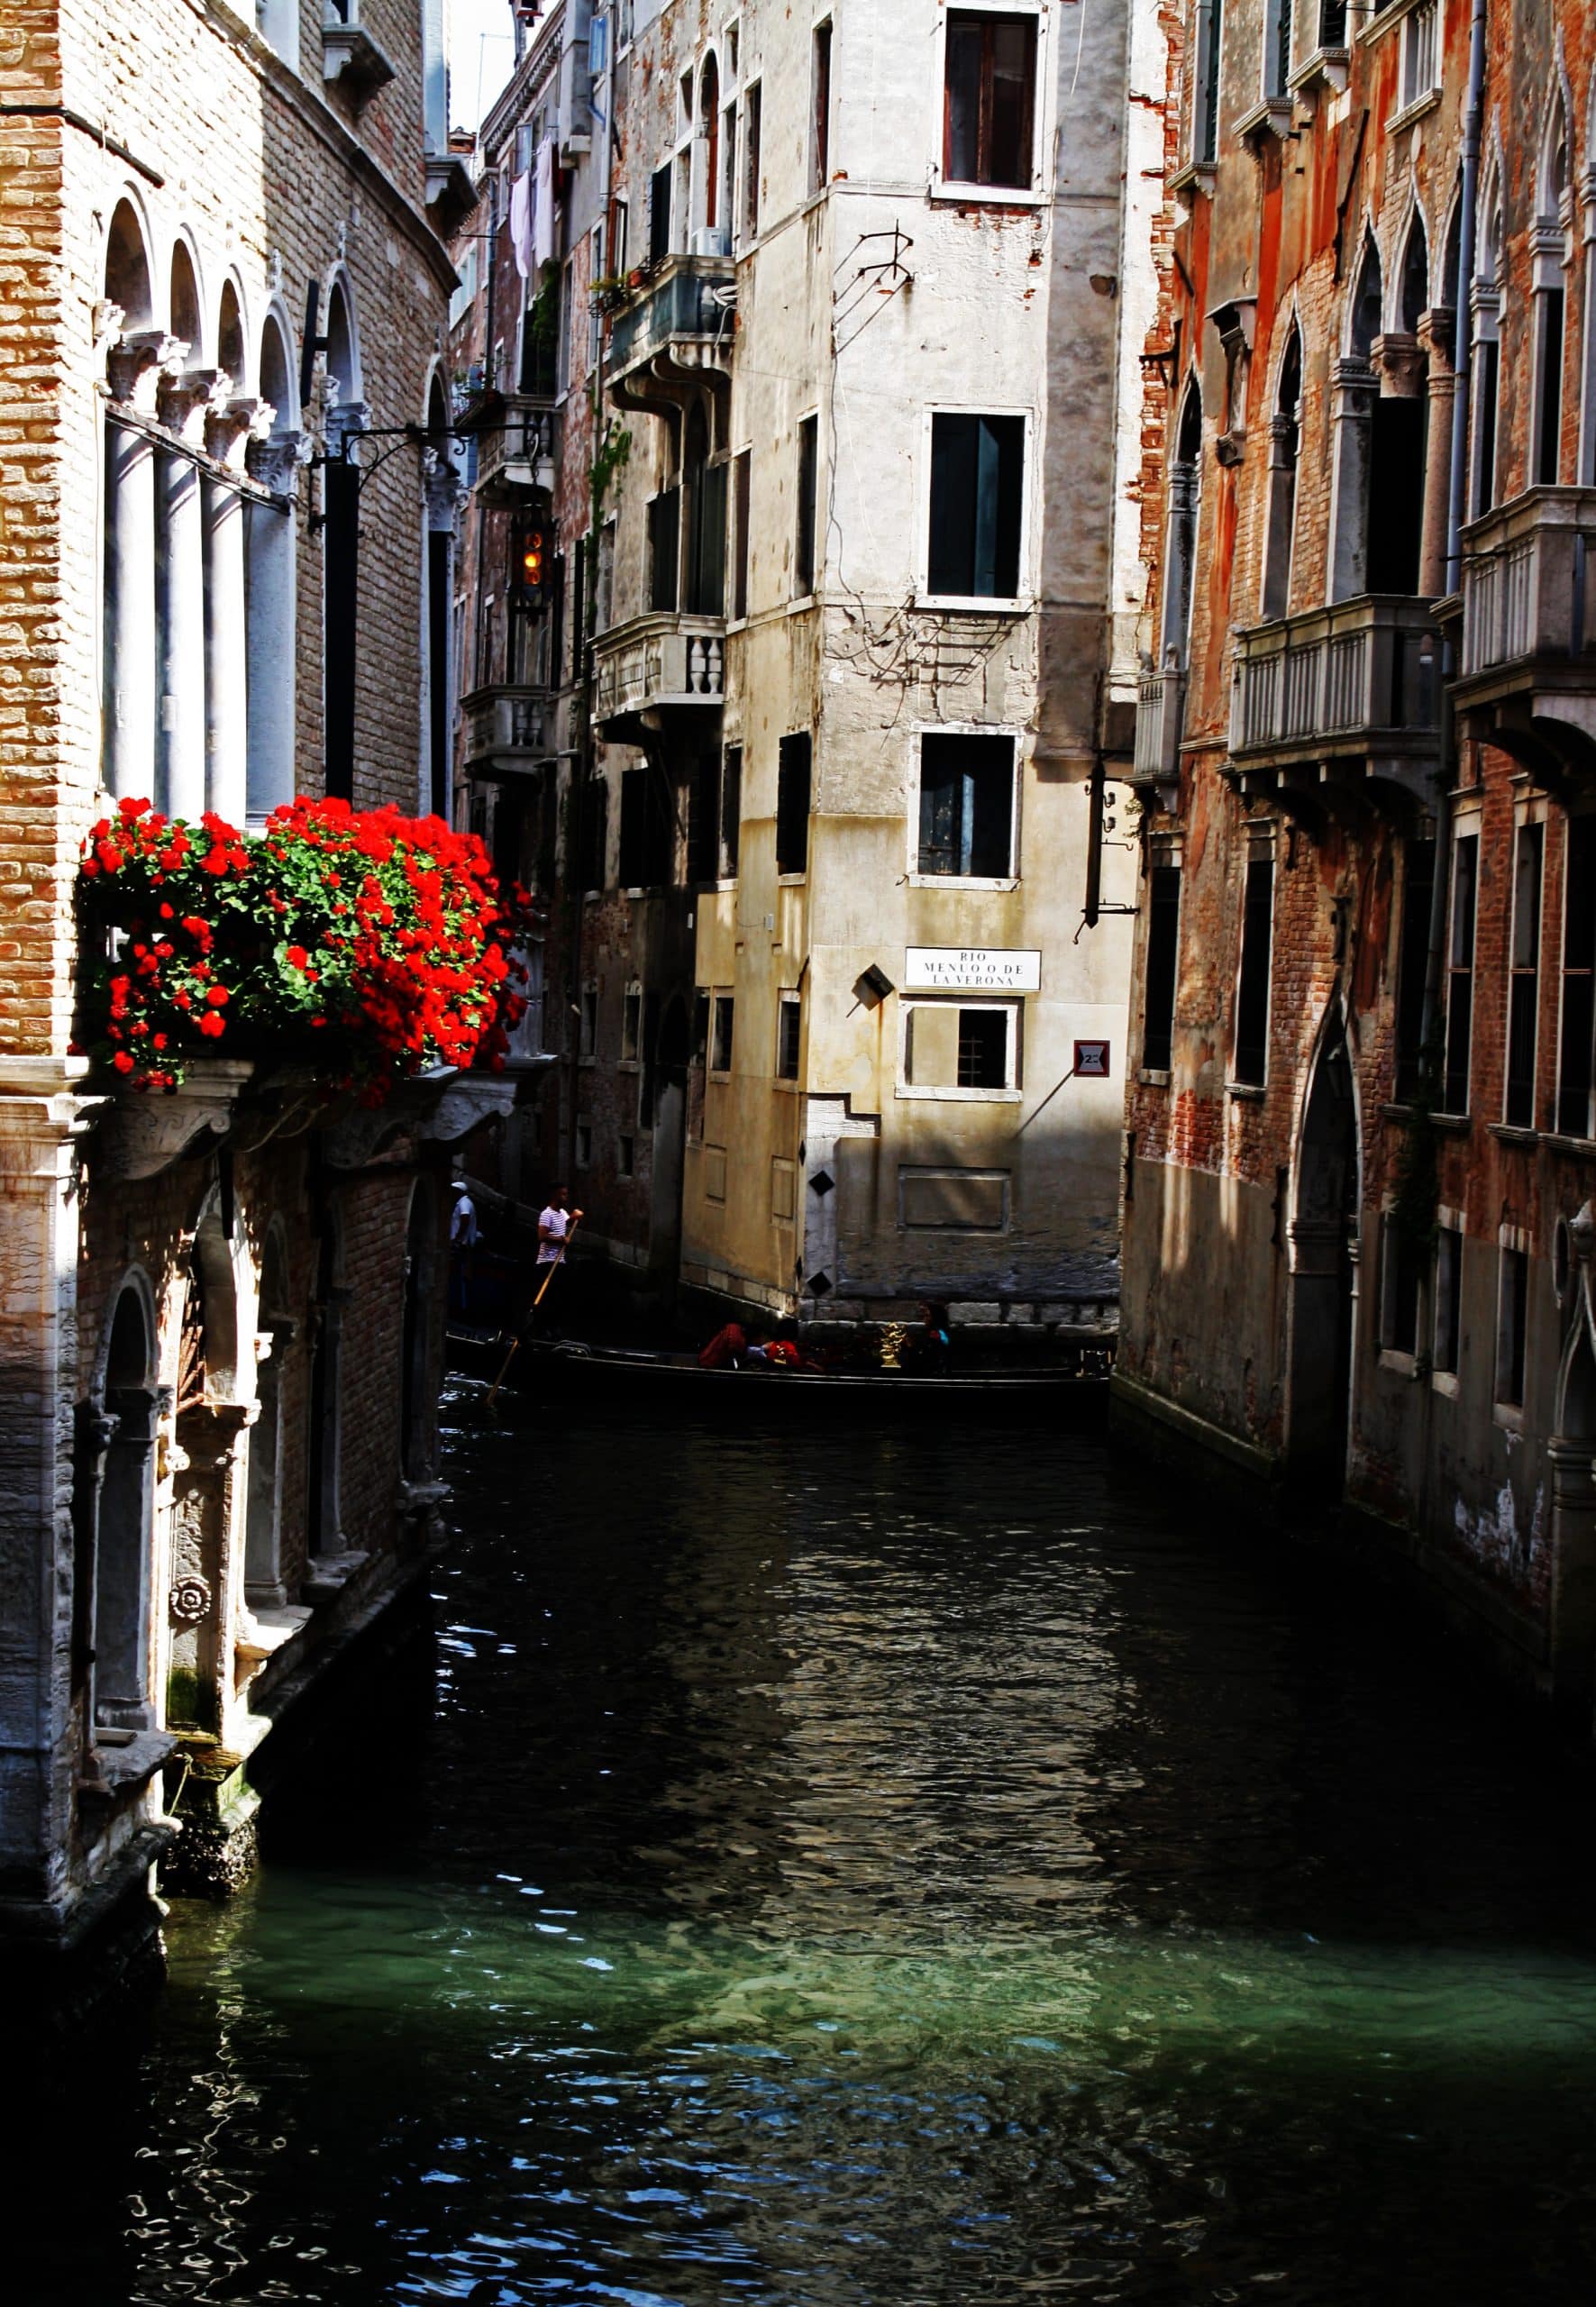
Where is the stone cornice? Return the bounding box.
[183,0,458,297]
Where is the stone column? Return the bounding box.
[1416,310,1456,600]
[200,397,273,827]
[1327,357,1377,603]
[103,331,184,802]
[244,436,302,825]
[202,481,247,825]
[155,371,229,821]
[424,450,461,820]
[104,424,158,802]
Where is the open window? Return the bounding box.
[917,732,1016,879]
[1504,819,1545,1128]
[1231,823,1274,1088]
[1142,844,1182,1075]
[943,11,1037,190]
[794,413,819,597]
[811,21,833,193]
[777,992,802,1081]
[1261,330,1301,619]
[902,999,1020,1094]
[777,734,812,875]
[927,412,1025,600]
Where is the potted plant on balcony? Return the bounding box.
[76,796,530,1101]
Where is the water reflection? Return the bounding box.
[32,1388,1596,2303]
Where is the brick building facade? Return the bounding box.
[1119,0,1596,1718]
[451,0,1168,1337]
[0,0,512,1965]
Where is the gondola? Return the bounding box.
[448,1326,1114,1417]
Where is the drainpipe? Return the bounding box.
[1417,0,1488,1074]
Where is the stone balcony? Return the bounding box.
[591,611,725,738]
[1455,487,1596,780]
[1228,593,1443,808]
[1130,666,1185,810]
[606,257,736,417]
[462,684,554,774]
[459,390,556,507]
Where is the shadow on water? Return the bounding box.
[19,1381,1596,2304]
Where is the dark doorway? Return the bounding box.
[1367,397,1426,595]
[1286,1011,1359,1493]
[650,998,691,1290]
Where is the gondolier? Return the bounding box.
[537,1183,576,1271]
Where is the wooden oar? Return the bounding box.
[487,1216,581,1409]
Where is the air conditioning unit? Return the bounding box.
[689,226,731,260]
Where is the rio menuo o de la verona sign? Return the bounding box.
[904,947,1042,993]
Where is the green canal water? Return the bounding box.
[33,1388,1596,2302]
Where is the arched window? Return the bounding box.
[700,56,722,233]
[102,201,158,800]
[1349,237,1382,360]
[169,240,203,360]
[105,200,153,333]
[1262,329,1302,619]
[1399,212,1428,335]
[245,312,299,824]
[1162,382,1203,669]
[1471,187,1503,516]
[1532,89,1572,488]
[323,278,362,802]
[217,279,245,386]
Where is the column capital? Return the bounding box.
[206,395,276,470]
[246,431,307,494]
[1417,305,1455,374]
[158,367,236,445]
[1330,354,1377,407]
[106,329,187,412]
[423,445,461,529]
[324,397,370,452]
[1371,333,1425,397]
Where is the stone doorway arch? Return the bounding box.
[1285,1006,1360,1493]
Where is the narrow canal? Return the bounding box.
[36,1385,1596,2303]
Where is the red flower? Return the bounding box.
[205,984,229,1008]
[286,944,309,970]
[198,1011,226,1038]
[112,1050,134,1073]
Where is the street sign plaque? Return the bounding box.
[1073,1039,1111,1077]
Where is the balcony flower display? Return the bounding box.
[77,796,528,1099]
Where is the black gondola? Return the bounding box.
[448,1327,1114,1415]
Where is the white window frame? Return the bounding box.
[907,722,1021,889]
[898,996,1023,1103]
[918,403,1035,613]
[930,1,1049,209]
